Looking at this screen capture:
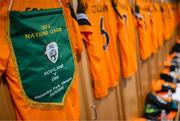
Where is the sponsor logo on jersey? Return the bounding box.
[91,4,108,13]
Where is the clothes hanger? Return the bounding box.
[8,0,64,11]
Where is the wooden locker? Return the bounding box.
[93,88,121,120]
[138,61,151,112]
[148,54,159,80]
[161,44,166,62]
[77,46,95,120]
[78,44,124,120]
[121,76,141,119]
[158,47,164,71]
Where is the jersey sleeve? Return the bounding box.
[72,19,83,55]
[0,39,10,77]
[69,3,83,55]
[76,0,93,43]
[0,1,10,77]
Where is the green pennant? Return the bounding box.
[9,8,75,104]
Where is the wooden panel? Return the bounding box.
[168,37,175,51]
[78,47,95,120]
[93,88,120,120]
[162,42,168,63]
[138,61,150,111]
[166,32,176,53]
[78,72,88,120]
[157,47,164,75]
[159,47,164,66]
[0,78,16,120]
[165,41,170,55]
[149,53,159,80]
[121,76,140,119]
[115,84,125,120]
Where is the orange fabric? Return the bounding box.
[151,79,165,92]
[131,118,147,121]
[151,79,176,92]
[0,0,10,77]
[161,68,170,75]
[165,82,176,89]
[176,36,180,44]
[167,111,177,120]
[114,0,137,78]
[163,61,171,67]
[149,3,158,54]
[166,52,176,61]
[77,0,120,98]
[173,4,178,28]
[162,3,176,40]
[156,4,164,47]
[0,0,82,120]
[149,3,164,49]
[136,1,152,60]
[162,3,170,40]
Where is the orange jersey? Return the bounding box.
[155,3,164,48]
[77,0,120,98]
[167,3,174,40]
[162,3,175,40]
[135,1,152,60]
[177,3,180,25]
[0,0,10,77]
[149,3,159,53]
[162,3,170,40]
[0,0,82,120]
[112,0,137,78]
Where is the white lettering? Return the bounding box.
[34,89,52,100]
[51,75,59,82]
[50,86,64,97]
[44,64,64,76]
[61,77,72,85]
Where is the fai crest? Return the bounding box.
[45,42,58,63]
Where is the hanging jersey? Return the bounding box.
[162,3,175,40]
[149,3,159,53]
[178,3,180,24]
[0,0,10,77]
[162,3,170,41]
[77,0,120,98]
[154,3,164,48]
[112,0,137,78]
[0,0,82,120]
[135,1,152,60]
